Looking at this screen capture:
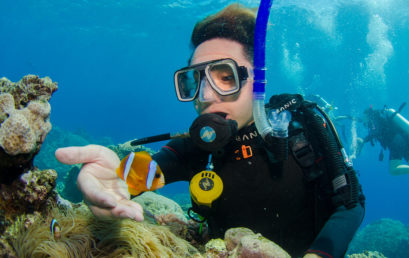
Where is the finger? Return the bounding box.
[55,145,104,165]
[89,201,144,221]
[111,200,144,221]
[78,171,117,208]
[89,205,118,219]
[271,111,278,120]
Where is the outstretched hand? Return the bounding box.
[55,145,144,221]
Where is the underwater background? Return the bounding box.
[1,0,409,253]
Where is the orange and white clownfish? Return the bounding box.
[116,151,165,196]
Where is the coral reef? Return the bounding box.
[0,168,58,230]
[1,200,300,258]
[348,218,409,258]
[0,167,60,256]
[165,191,192,214]
[108,139,156,160]
[348,251,387,258]
[0,75,57,184]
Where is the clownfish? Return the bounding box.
[50,218,61,240]
[116,151,165,196]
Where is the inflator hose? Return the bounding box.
[304,106,360,208]
[304,108,345,178]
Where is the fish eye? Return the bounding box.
[155,173,161,178]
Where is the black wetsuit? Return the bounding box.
[365,113,409,162]
[153,123,364,258]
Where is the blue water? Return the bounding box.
[1,0,409,230]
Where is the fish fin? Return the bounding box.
[128,186,143,196]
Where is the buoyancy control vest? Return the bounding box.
[189,94,364,222]
[267,93,365,209]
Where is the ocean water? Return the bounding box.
[1,0,409,233]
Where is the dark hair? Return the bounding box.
[191,4,256,63]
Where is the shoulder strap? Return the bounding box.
[267,94,364,209]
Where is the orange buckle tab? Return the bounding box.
[241,145,253,159]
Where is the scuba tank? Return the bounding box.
[383,104,409,138]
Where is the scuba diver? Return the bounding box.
[357,104,409,175]
[55,4,364,258]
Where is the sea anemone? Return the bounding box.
[11,204,200,257]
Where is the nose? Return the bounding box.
[198,77,220,103]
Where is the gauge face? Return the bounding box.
[199,177,214,191]
[200,126,216,143]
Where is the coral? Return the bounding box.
[348,251,387,258]
[348,218,409,258]
[224,227,291,258]
[205,238,228,258]
[0,75,57,184]
[167,191,192,214]
[0,168,58,227]
[133,191,187,223]
[108,139,155,160]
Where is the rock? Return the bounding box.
[224,228,290,258]
[205,238,228,258]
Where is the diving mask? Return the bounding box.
[174,58,250,102]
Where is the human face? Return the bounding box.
[192,38,254,130]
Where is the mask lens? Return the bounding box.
[208,61,239,94]
[176,69,200,100]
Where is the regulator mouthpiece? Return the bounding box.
[189,113,238,152]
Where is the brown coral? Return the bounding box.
[0,75,57,184]
[0,168,57,225]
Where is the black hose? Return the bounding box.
[303,104,361,209]
[303,107,345,180]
